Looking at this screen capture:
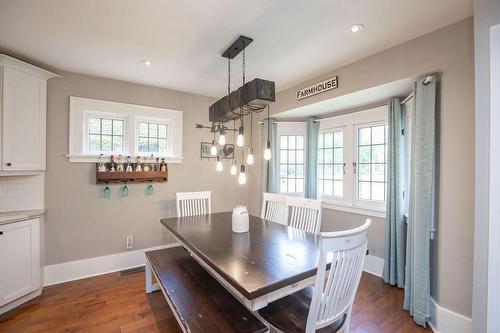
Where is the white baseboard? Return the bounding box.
[363,254,384,277]
[44,243,179,286]
[429,297,472,333]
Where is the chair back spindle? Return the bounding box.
[285,196,323,234]
[261,192,287,224]
[176,191,212,217]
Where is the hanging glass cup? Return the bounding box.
[145,181,154,196]
[102,182,111,198]
[121,181,129,197]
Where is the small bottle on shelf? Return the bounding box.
[160,158,167,172]
[155,157,161,171]
[109,155,116,172]
[150,154,155,172]
[135,156,143,172]
[116,154,124,172]
[126,156,133,172]
[143,155,150,172]
[98,154,107,172]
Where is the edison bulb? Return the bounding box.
[237,127,244,147]
[216,160,223,172]
[263,141,272,160]
[238,165,246,185]
[246,148,254,165]
[238,171,246,184]
[218,133,226,145]
[230,163,237,175]
[210,140,217,156]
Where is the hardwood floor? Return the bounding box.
[0,271,431,333]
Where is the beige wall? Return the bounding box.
[45,71,247,265]
[248,18,474,317]
[321,209,385,258]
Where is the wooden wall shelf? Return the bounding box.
[96,168,168,184]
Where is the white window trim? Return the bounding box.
[68,96,183,163]
[318,105,388,218]
[276,122,307,195]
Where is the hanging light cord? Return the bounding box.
[250,112,253,148]
[233,119,236,163]
[267,105,270,140]
[242,47,246,86]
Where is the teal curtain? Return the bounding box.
[305,118,319,199]
[383,98,407,288]
[261,118,278,193]
[404,74,437,327]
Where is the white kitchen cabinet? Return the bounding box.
[0,55,58,172]
[0,218,41,307]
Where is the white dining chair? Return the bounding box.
[285,196,323,234]
[258,219,372,333]
[261,192,287,224]
[176,191,212,217]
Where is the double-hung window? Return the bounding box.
[87,116,125,154]
[355,123,388,209]
[277,122,307,195]
[138,121,168,154]
[317,130,344,198]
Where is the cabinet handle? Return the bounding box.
[6,162,11,166]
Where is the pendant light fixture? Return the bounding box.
[216,155,223,172]
[218,127,226,145]
[238,164,246,184]
[230,120,237,175]
[264,105,272,160]
[239,115,246,184]
[210,139,217,156]
[246,112,254,165]
[237,114,244,147]
[197,35,275,184]
[230,160,237,175]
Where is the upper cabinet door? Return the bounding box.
[2,67,46,171]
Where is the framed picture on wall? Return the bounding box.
[200,142,234,159]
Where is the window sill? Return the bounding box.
[322,202,386,219]
[66,154,184,164]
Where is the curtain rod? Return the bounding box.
[258,119,320,125]
[402,92,414,104]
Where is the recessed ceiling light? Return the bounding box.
[349,24,364,33]
[142,60,152,66]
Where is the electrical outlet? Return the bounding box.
[126,235,134,249]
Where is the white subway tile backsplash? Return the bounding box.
[0,175,44,212]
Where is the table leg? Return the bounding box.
[145,259,160,293]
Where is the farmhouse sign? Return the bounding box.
[296,76,338,100]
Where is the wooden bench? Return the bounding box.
[145,246,268,333]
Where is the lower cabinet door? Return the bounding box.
[0,218,40,306]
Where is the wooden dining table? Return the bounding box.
[157,211,323,311]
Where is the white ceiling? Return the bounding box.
[0,0,472,98]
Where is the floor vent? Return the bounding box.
[120,266,145,276]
